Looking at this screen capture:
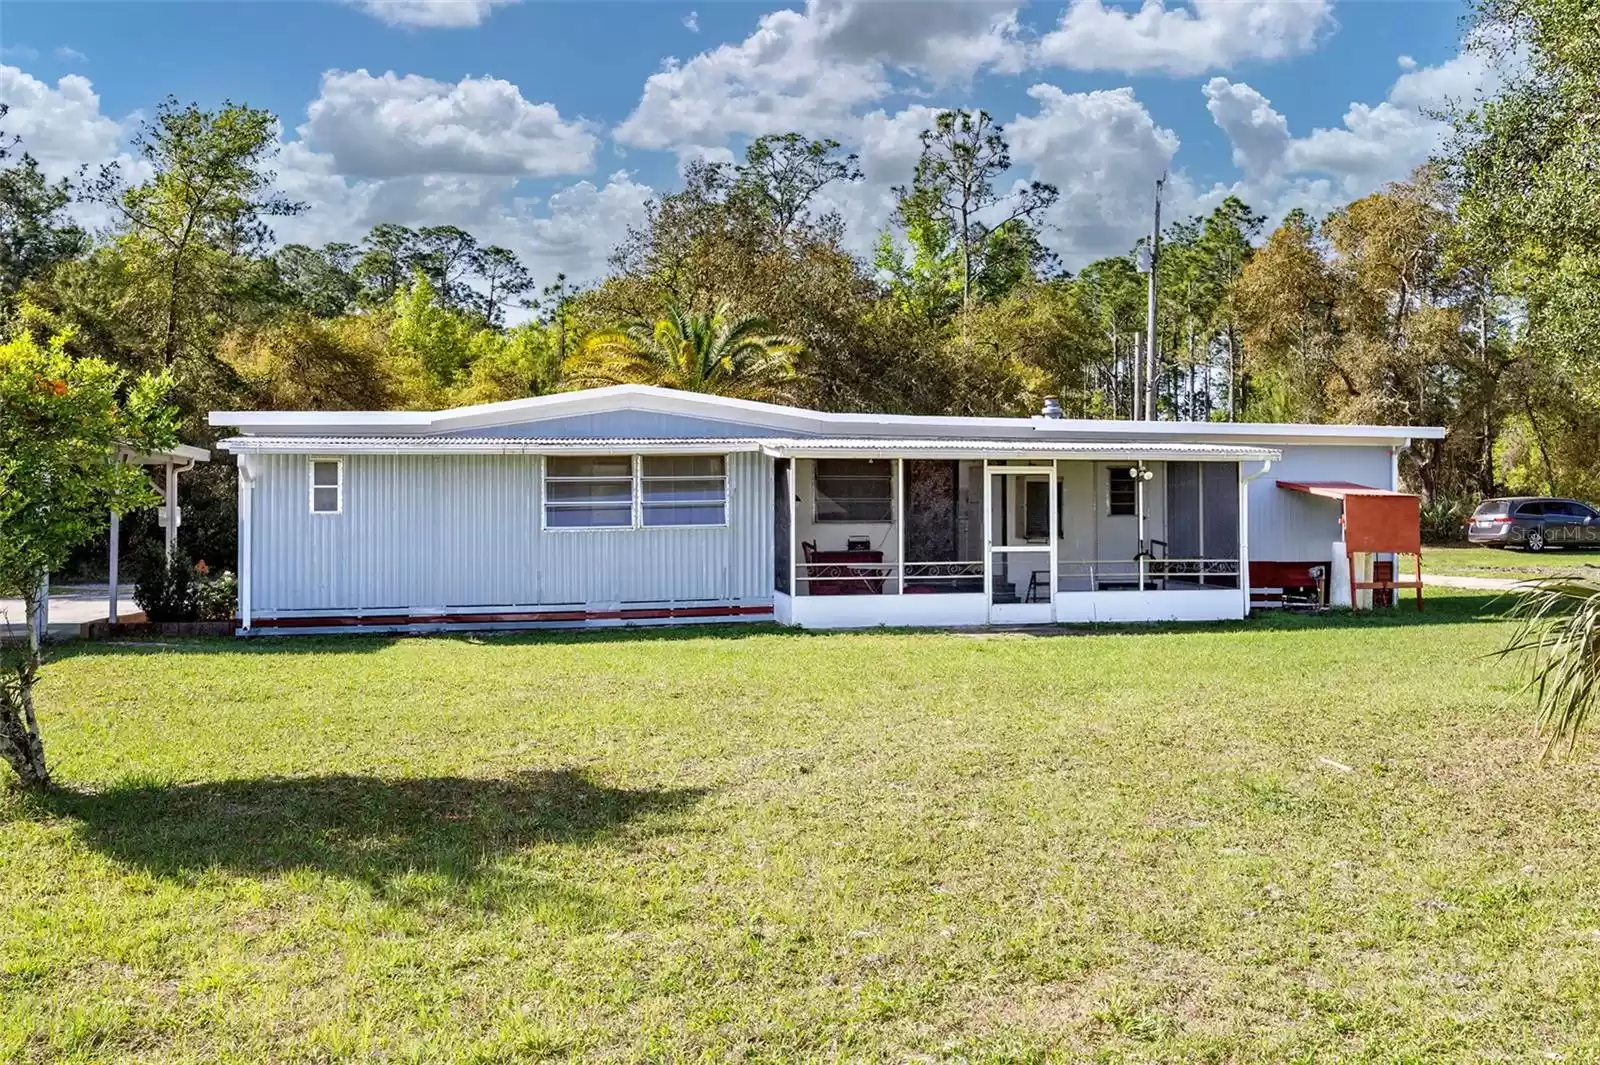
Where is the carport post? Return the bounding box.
[108,510,120,624]
[163,460,177,562]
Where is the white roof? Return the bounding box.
[220,435,1280,463]
[210,384,1444,447]
[220,437,762,455]
[118,443,210,464]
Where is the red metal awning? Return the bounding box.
[1276,479,1410,499]
[1277,480,1421,557]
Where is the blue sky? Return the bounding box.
[1,1,1482,284]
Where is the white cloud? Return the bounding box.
[273,139,653,285]
[300,69,596,179]
[682,10,698,33]
[1009,84,1184,265]
[1197,47,1504,231]
[806,0,1026,78]
[614,8,887,153]
[1,45,39,62]
[1209,49,1499,197]
[54,46,88,63]
[614,0,1024,154]
[1202,77,1290,179]
[349,0,517,28]
[1037,0,1334,77]
[0,65,123,177]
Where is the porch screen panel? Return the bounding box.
[774,458,791,594]
[1201,462,1240,557]
[1165,462,1201,558]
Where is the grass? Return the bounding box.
[6,590,1600,1062]
[1409,544,1600,580]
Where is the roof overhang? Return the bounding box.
[218,437,767,456]
[218,436,1282,463]
[210,384,1445,447]
[118,443,210,465]
[766,439,1283,461]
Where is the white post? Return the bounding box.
[1048,460,1059,621]
[788,459,798,603]
[238,456,254,632]
[982,464,993,618]
[1136,462,1148,591]
[1238,462,1252,617]
[163,460,177,561]
[895,457,906,594]
[108,510,120,624]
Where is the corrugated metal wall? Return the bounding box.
[1250,444,1394,560]
[250,451,774,614]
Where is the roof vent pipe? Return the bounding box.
[1040,395,1063,419]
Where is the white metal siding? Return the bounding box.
[249,451,773,614]
[1249,444,1395,561]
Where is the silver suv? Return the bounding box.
[1468,497,1600,551]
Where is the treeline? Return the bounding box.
[2,0,1597,569]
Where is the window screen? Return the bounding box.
[641,455,727,527]
[815,459,893,522]
[544,456,634,528]
[310,459,342,514]
[1108,466,1136,516]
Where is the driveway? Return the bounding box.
[0,585,139,639]
[1423,573,1527,591]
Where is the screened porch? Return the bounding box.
[768,444,1273,627]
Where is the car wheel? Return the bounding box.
[1527,529,1546,552]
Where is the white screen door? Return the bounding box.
[985,465,1056,624]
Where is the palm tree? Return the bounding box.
[1500,578,1600,758]
[574,301,802,402]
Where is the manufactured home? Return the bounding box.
[210,386,1444,634]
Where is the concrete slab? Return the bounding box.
[0,585,140,639]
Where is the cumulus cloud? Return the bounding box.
[682,9,699,32]
[614,0,1024,155]
[806,0,1026,78]
[1202,77,1291,179]
[1008,84,1183,265]
[349,0,517,28]
[1203,48,1501,204]
[299,69,596,180]
[0,65,124,177]
[1037,0,1334,77]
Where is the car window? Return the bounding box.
[1516,501,1545,517]
[1474,499,1511,516]
[1548,501,1579,517]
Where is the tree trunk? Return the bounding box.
[0,586,52,789]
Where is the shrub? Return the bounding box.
[1420,497,1472,544]
[194,567,238,620]
[132,546,198,622]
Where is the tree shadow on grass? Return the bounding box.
[36,769,705,908]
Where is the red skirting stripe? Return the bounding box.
[251,604,773,630]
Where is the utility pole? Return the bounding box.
[1145,174,1164,421]
[1131,332,1142,421]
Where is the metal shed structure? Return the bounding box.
[1277,480,1423,610]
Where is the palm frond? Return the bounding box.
[1495,577,1600,760]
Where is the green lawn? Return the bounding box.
[6,592,1600,1062]
[1410,544,1600,580]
